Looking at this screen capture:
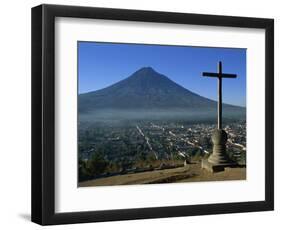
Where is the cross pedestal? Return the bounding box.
[201,62,238,173]
[201,129,236,172]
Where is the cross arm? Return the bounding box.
[202,72,219,77]
[220,73,237,78]
[202,72,237,78]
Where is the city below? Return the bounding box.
[78,120,246,185]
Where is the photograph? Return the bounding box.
[77,42,247,187]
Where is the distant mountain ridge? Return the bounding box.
[79,67,245,121]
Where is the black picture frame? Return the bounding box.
[31,4,274,225]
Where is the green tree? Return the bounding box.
[78,157,90,181]
[88,152,109,176]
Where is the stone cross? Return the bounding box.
[201,61,238,172]
[202,61,237,129]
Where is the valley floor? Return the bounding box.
[78,163,246,187]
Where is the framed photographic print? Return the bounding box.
[31,4,274,225]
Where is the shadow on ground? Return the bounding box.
[18,213,31,222]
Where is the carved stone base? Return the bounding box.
[201,159,237,173]
[201,128,237,173]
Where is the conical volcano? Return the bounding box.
[79,67,245,121]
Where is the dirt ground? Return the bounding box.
[78,163,246,187]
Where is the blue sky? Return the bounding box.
[78,42,246,107]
